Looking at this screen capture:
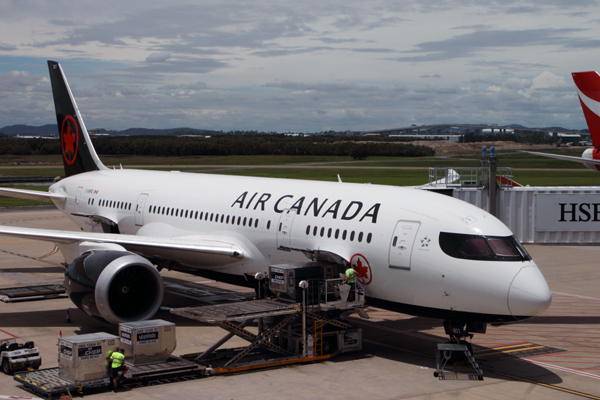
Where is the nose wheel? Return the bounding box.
[433,321,485,380]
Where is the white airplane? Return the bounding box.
[526,71,600,170]
[0,61,551,340]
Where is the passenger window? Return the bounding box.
[335,229,339,239]
[267,220,271,229]
[358,232,363,242]
[342,230,347,240]
[350,231,355,241]
[327,228,332,238]
[392,236,398,247]
[306,225,311,235]
[367,233,372,243]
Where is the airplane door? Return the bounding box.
[75,186,84,212]
[389,220,421,269]
[134,193,149,226]
[277,209,295,249]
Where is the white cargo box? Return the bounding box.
[119,319,176,366]
[58,332,119,383]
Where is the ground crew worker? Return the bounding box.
[343,265,356,302]
[110,348,128,391]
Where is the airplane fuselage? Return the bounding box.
[50,168,551,323]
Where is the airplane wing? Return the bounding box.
[522,151,600,165]
[0,187,66,203]
[0,225,244,266]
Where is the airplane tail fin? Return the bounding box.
[572,71,600,148]
[47,60,106,177]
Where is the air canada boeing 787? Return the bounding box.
[0,62,551,337]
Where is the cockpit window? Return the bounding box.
[488,237,520,257]
[439,232,531,261]
[459,237,491,257]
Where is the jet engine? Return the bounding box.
[64,250,164,325]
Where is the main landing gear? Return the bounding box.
[434,321,485,380]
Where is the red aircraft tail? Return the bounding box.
[573,71,600,149]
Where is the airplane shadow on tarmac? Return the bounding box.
[0,307,565,386]
[339,316,564,385]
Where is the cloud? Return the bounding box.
[392,28,585,62]
[145,52,171,63]
[531,71,568,90]
[0,1,597,131]
[0,43,17,51]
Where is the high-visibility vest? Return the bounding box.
[111,351,125,368]
[346,268,356,284]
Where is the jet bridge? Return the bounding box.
[171,263,366,374]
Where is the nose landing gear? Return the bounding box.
[434,321,485,380]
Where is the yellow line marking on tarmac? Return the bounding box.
[502,345,546,354]
[495,371,600,400]
[476,343,545,356]
[489,343,533,351]
[37,245,60,259]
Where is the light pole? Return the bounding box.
[299,280,309,357]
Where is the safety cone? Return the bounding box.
[65,310,72,323]
[57,330,62,346]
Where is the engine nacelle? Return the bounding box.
[64,250,164,325]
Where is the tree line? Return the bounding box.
[0,135,435,159]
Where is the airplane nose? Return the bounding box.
[508,266,552,319]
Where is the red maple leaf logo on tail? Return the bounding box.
[61,116,79,165]
[63,124,76,154]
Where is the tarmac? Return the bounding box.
[0,207,599,399]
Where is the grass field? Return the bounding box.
[0,150,598,207]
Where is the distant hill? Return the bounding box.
[103,127,209,136]
[0,124,58,136]
[0,125,209,137]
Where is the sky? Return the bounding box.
[0,0,599,132]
